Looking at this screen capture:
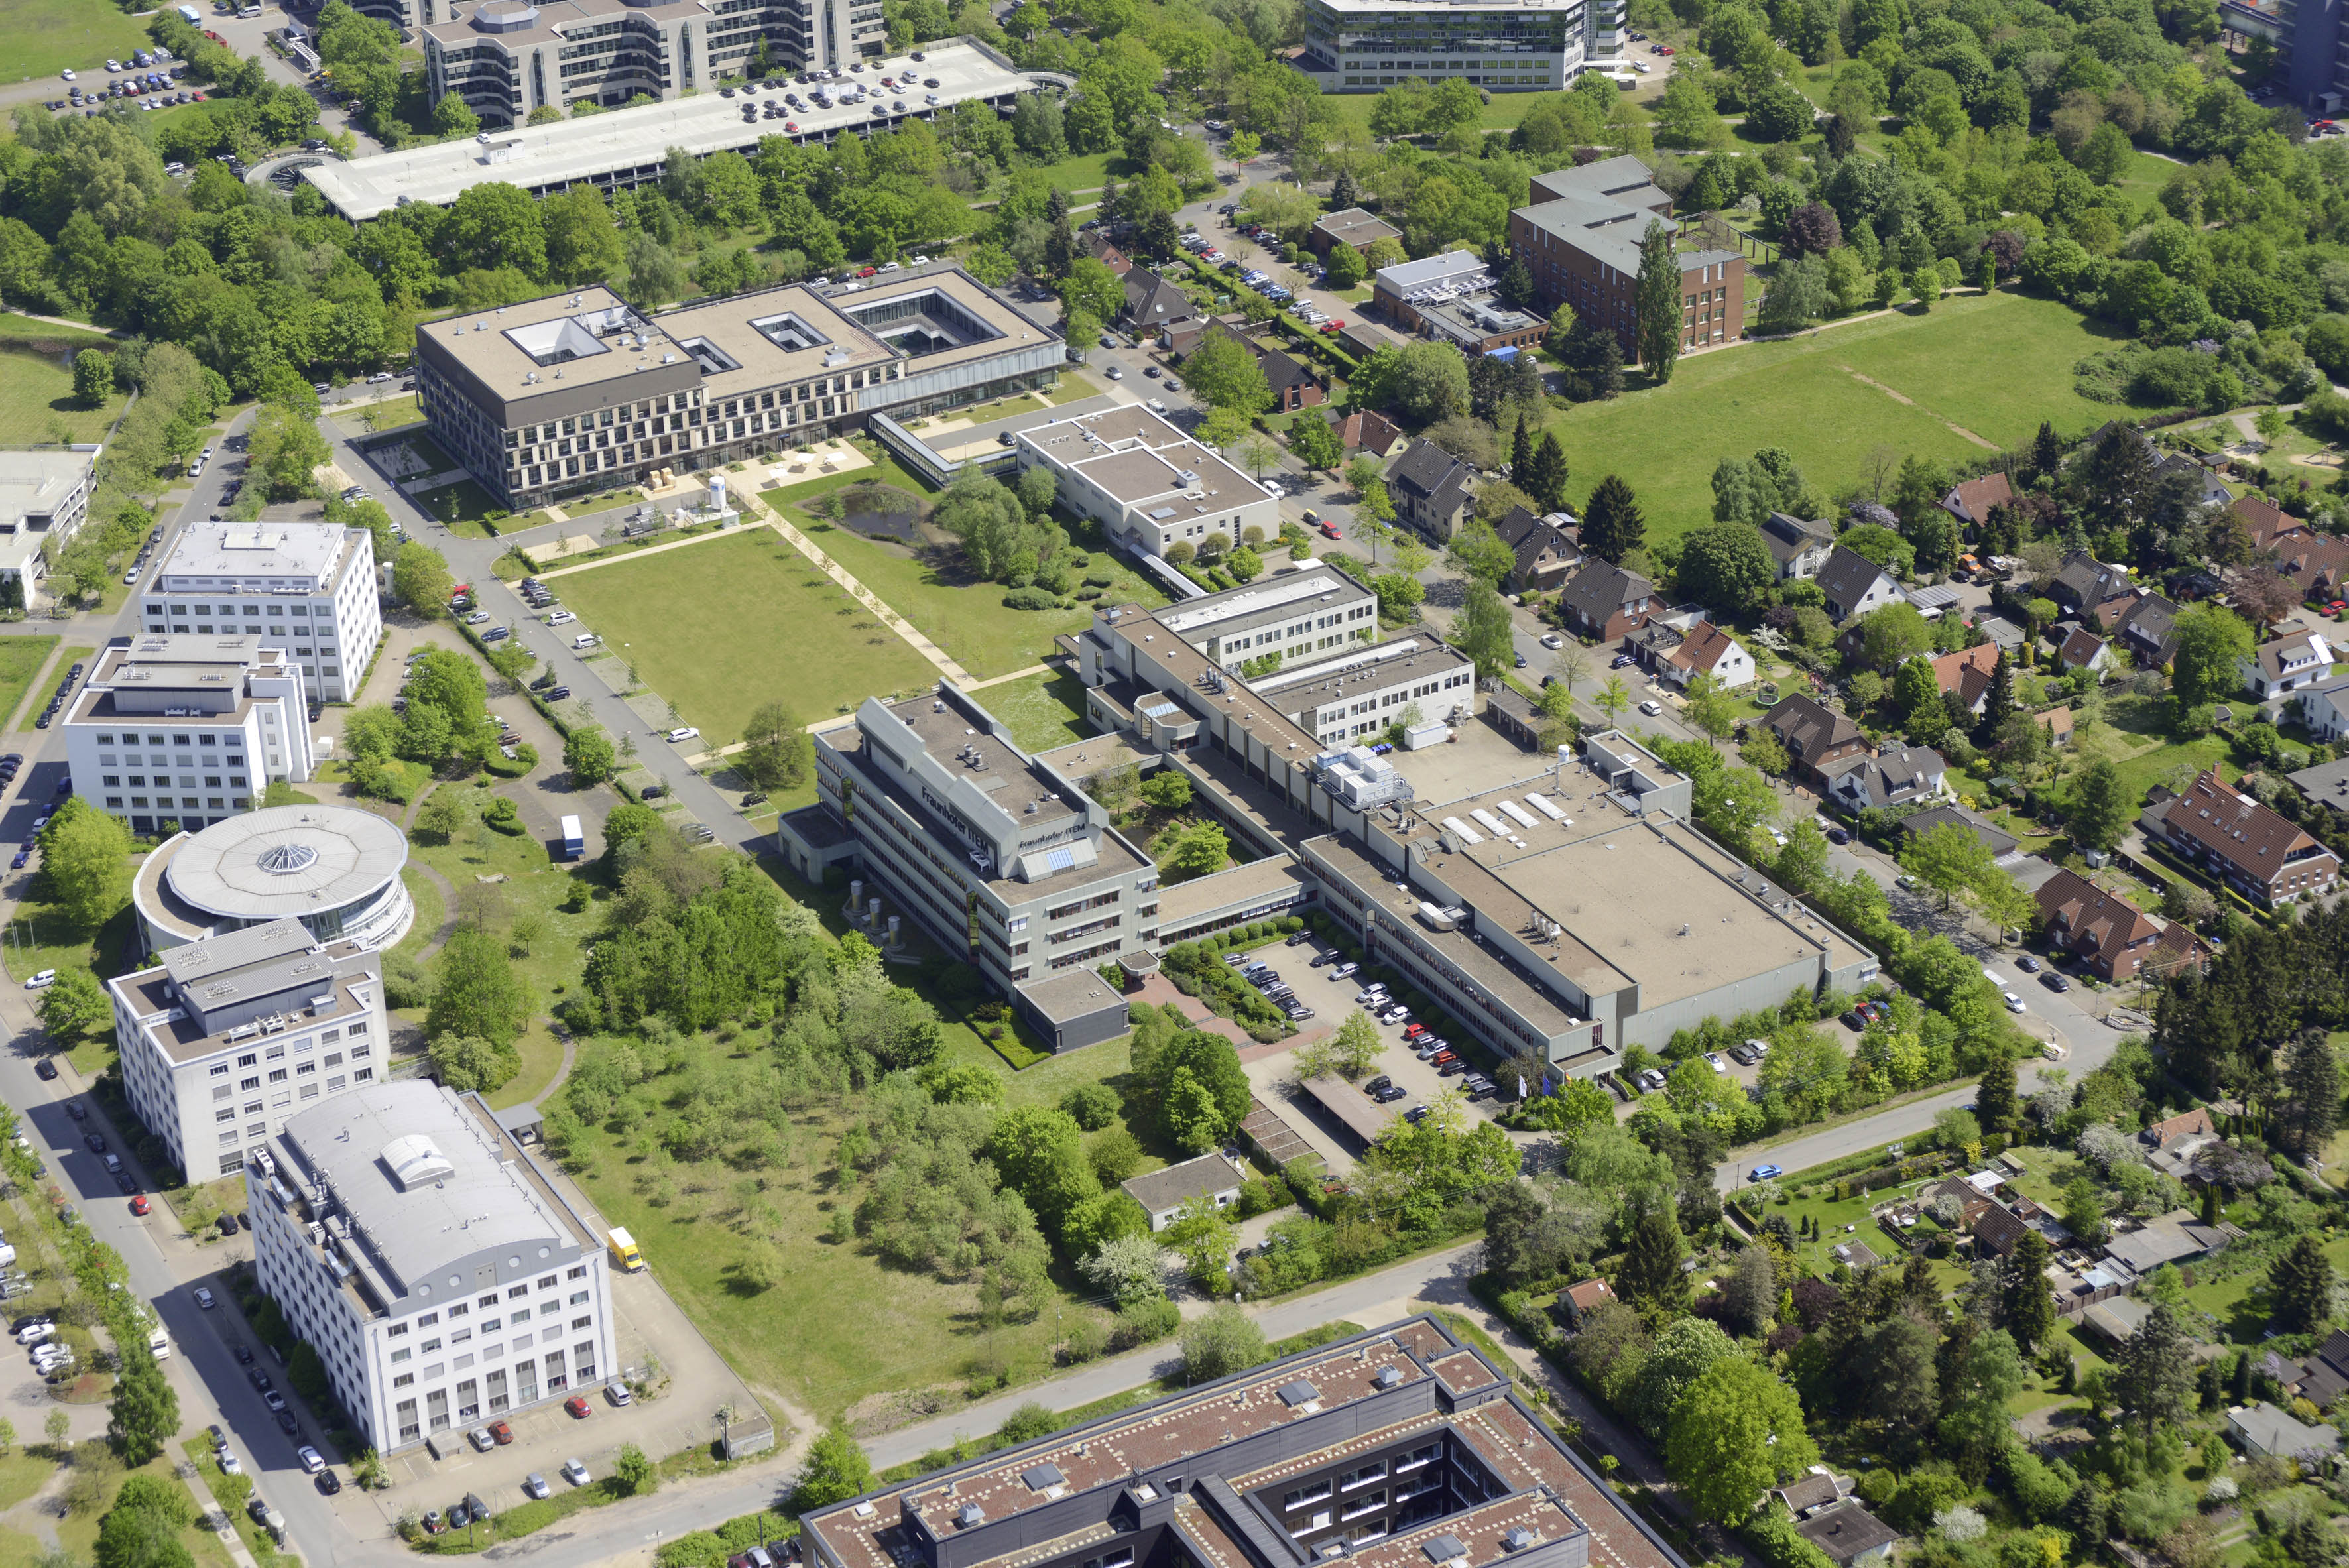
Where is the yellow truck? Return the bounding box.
[607,1227,646,1273]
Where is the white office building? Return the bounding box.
[248,1081,617,1454]
[1297,0,1596,92]
[0,449,97,607]
[139,523,383,702]
[1012,404,1278,560]
[107,918,386,1180]
[133,804,414,955]
[65,634,315,839]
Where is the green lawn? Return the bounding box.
[1551,290,2132,545]
[0,637,61,733]
[415,478,508,537]
[978,668,1094,753]
[553,529,937,736]
[0,343,128,452]
[0,315,111,348]
[2,0,157,84]
[489,1020,568,1110]
[14,644,90,732]
[348,394,423,434]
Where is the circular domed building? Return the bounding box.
[135,804,414,953]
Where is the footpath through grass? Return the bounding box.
[553,528,937,737]
[0,636,60,733]
[1554,290,2132,545]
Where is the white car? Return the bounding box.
[296,1445,324,1474]
[546,609,575,625]
[15,1323,54,1345]
[1263,479,1284,497]
[523,1473,551,1499]
[1539,633,1564,650]
[2003,991,2027,1014]
[572,633,601,649]
[562,1458,590,1486]
[193,1286,215,1309]
[1105,365,1122,379]
[23,971,54,989]
[217,1450,241,1475]
[367,371,394,383]
[60,69,74,81]
[1638,699,1662,716]
[466,610,491,625]
[667,727,700,743]
[1703,1052,1726,1073]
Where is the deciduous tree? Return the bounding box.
[1666,1358,1818,1523]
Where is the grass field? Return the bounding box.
[978,668,1093,753]
[0,343,128,452]
[489,1020,568,1110]
[3,0,157,84]
[554,530,937,737]
[415,478,508,537]
[14,644,90,732]
[0,637,61,734]
[1551,290,2133,544]
[349,394,423,433]
[0,315,111,348]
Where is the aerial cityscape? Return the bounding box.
[0,1,2336,1567]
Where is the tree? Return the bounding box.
[245,402,330,501]
[988,1107,1100,1236]
[2170,603,2256,705]
[1615,1203,1691,1320]
[1683,673,1738,744]
[2067,758,2132,852]
[1181,1305,1268,1381]
[2001,1228,2055,1349]
[72,350,113,407]
[107,1341,178,1467]
[429,1034,518,1094]
[1161,820,1229,879]
[1289,417,1343,474]
[2113,1301,2195,1429]
[737,701,813,794]
[1976,1054,2017,1136]
[1595,676,1632,729]
[2280,1031,2342,1163]
[1183,334,1274,417]
[1447,520,1518,587]
[1581,475,1645,564]
[2061,1177,2108,1247]
[1329,1010,1385,1077]
[392,540,454,616]
[2271,1234,2336,1335]
[1721,1242,1776,1336]
[1633,221,1683,383]
[1453,582,1515,680]
[1899,819,1996,910]
[1677,521,1774,611]
[36,969,108,1042]
[433,90,481,138]
[1666,1358,1819,1524]
[425,928,532,1049]
[564,727,615,788]
[40,802,131,929]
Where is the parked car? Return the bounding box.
[1748,1164,1783,1181]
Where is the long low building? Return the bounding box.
[417,268,1060,511]
[305,41,1032,219]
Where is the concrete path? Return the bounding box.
[735,489,976,685]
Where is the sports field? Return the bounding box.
[1553,290,2132,544]
[550,530,937,740]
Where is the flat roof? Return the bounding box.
[1266,637,1471,714]
[154,522,355,589]
[303,43,1033,219]
[1156,854,1313,924]
[1154,564,1367,644]
[112,933,378,1065]
[1014,967,1127,1022]
[1374,249,1486,296]
[0,449,92,527]
[160,804,409,921]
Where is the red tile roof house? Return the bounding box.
[1329,409,1407,460]
[1939,471,2014,532]
[1556,561,1656,642]
[2143,1106,2218,1149]
[2240,629,2336,701]
[2276,531,2349,602]
[2056,625,2117,678]
[2228,494,2308,554]
[1081,231,1133,278]
[1555,1276,1615,1329]
[2035,867,2210,982]
[1760,694,1872,786]
[2139,768,2343,908]
[1662,621,1754,691]
[1931,644,2002,714]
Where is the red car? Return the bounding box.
[489,1420,514,1445]
[192,91,205,101]
[129,1195,150,1216]
[1656,43,1675,52]
[564,1396,592,1419]
[1317,520,1343,540]
[856,266,878,278]
[784,121,798,131]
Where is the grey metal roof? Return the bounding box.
[276,1081,582,1297]
[162,805,408,921]
[1119,1152,1243,1215]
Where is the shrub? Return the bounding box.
[1061,1083,1120,1130]
[1003,587,1059,610]
[996,1402,1057,1444]
[1110,1295,1181,1348]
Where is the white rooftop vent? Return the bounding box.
[381,1134,455,1190]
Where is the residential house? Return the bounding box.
[2298,678,2349,744]
[1823,746,1950,812]
[2142,1107,2217,1150]
[2056,625,2117,678]
[2272,1329,2349,1411]
[1556,561,1656,643]
[2243,629,2336,700]
[1388,440,1476,541]
[2103,1211,2231,1276]
[1120,1151,1246,1231]
[1899,804,2017,859]
[1307,207,1402,259]
[1761,695,1870,786]
[2112,592,2182,666]
[1260,347,1325,414]
[2158,448,2232,507]
[1939,472,2014,532]
[1931,644,2002,713]
[1971,1205,2031,1257]
[1553,1276,1615,1330]
[2276,530,2349,602]
[2051,552,2134,618]
[1081,231,1132,278]
[2229,1402,2343,1461]
[1793,1504,1901,1568]
[1770,1473,1852,1518]
[2035,868,2208,982]
[1327,408,1406,461]
[1123,270,1197,341]
[1489,505,1583,593]
[2228,494,2307,553]
[2139,768,2342,907]
[1815,545,1906,624]
[2036,707,2075,747]
[1661,621,1754,691]
[1760,511,1835,581]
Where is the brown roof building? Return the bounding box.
[2143,1107,2218,1148]
[1939,472,2014,530]
[1329,409,1407,460]
[2139,768,2342,908]
[1930,644,2002,712]
[2035,868,2208,981]
[1760,694,1870,786]
[1971,1204,2031,1257]
[1082,232,1133,277]
[2228,495,2307,553]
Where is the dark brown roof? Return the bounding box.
[1940,472,2013,526]
[2057,625,2108,670]
[1762,694,1862,766]
[2035,867,2174,975]
[1971,1205,2031,1255]
[1557,560,1654,629]
[2144,768,2336,889]
[2230,495,2305,552]
[1331,409,1404,454]
[1794,1504,1900,1565]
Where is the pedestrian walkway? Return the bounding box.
[733,489,975,684]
